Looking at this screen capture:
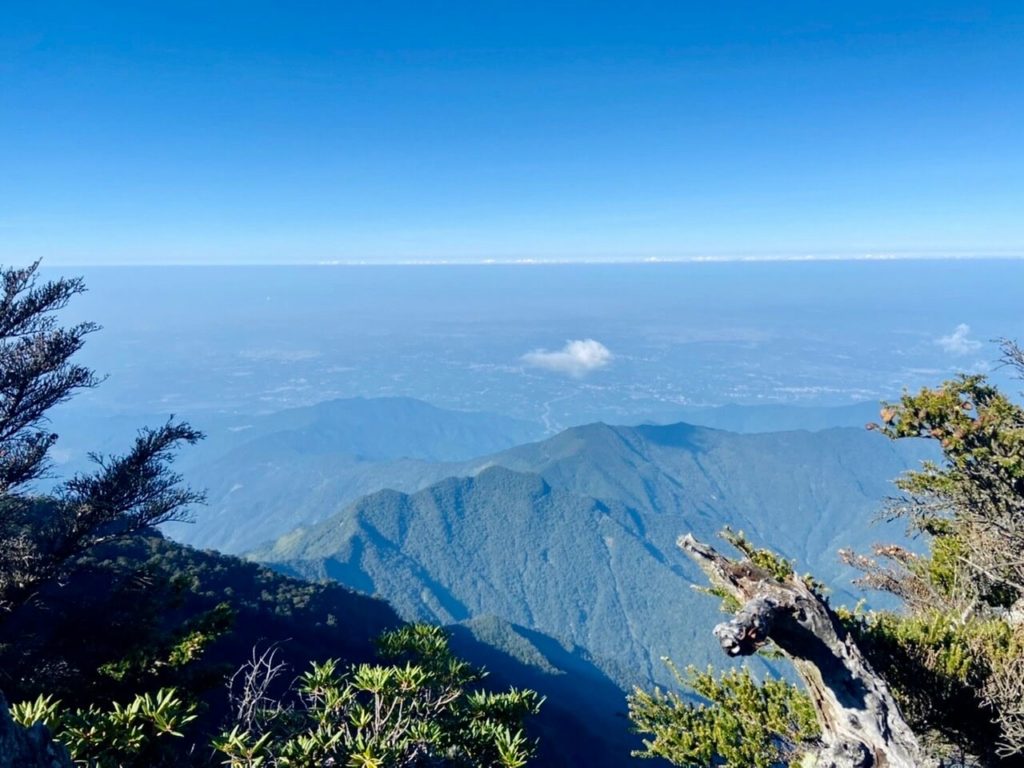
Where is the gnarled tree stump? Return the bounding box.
[678,533,935,768]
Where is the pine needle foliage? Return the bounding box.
[843,348,1024,762]
[628,662,818,768]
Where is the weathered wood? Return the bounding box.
[678,533,936,768]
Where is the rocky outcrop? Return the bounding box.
[0,692,71,768]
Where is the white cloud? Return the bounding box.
[936,324,982,355]
[522,339,613,377]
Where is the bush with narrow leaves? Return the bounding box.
[11,688,197,768]
[214,624,541,767]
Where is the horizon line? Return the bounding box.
[29,252,1024,268]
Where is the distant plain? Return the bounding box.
[47,259,1024,439]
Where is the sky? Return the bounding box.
[2,2,1022,265]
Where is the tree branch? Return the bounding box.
[679,533,935,768]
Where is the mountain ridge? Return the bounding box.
[254,421,934,690]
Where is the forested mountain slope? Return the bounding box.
[2,531,630,767]
[472,422,935,589]
[169,400,929,560]
[258,466,722,687]
[255,424,934,689]
[159,397,540,551]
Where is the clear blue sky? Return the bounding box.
[2,2,1022,264]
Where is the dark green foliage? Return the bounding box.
[0,268,204,616]
[0,262,214,766]
[445,616,643,767]
[5,530,583,766]
[845,608,1021,763]
[845,360,1024,761]
[12,688,198,768]
[0,531,403,725]
[719,529,796,584]
[213,624,542,768]
[1,419,203,621]
[870,372,1024,612]
[629,663,818,768]
[0,262,99,496]
[98,602,235,685]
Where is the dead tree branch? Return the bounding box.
[679,533,935,768]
